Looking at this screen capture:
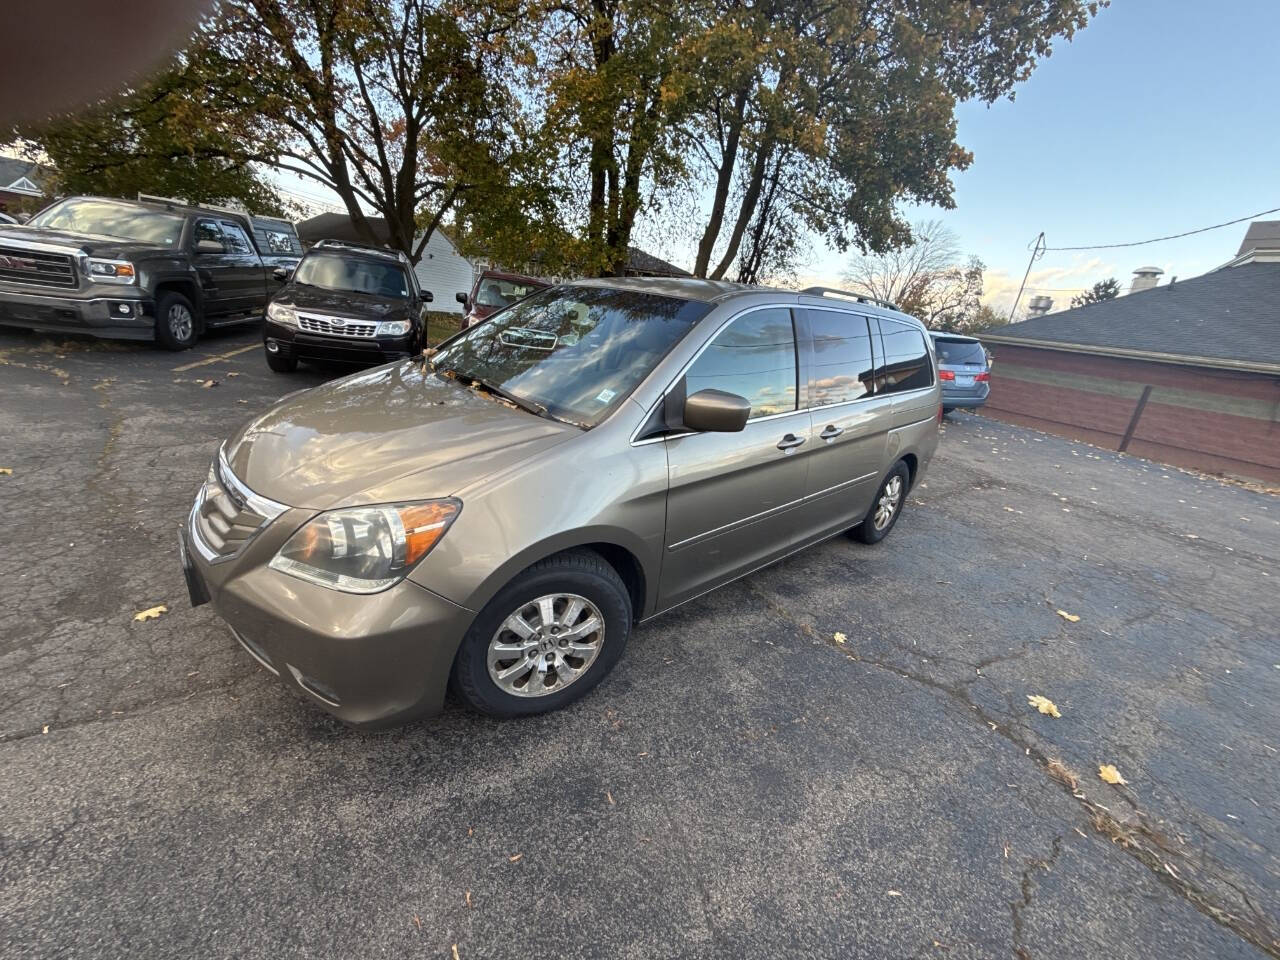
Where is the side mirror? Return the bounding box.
[422,290,433,304]
[195,238,225,254]
[272,266,293,282]
[682,389,751,433]
[455,291,469,306]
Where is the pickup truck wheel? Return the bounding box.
[265,349,297,373]
[155,292,199,350]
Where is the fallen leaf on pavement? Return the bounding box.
[412,915,421,931]
[1098,764,1128,785]
[0,467,12,475]
[42,724,49,734]
[833,632,847,644]
[508,853,522,863]
[465,890,472,909]
[887,890,903,897]
[452,945,460,960]
[226,372,241,377]
[1027,694,1062,718]
[1056,610,1080,623]
[133,605,168,622]
[1046,759,1077,790]
[200,379,219,388]
[606,791,615,805]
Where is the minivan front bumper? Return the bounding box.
[181,494,475,728]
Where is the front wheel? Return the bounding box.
[451,550,632,717]
[265,349,298,373]
[852,461,910,544]
[154,291,199,350]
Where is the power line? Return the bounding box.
[1045,205,1280,251]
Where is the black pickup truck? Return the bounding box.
[0,195,300,349]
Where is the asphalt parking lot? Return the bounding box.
[2,324,1277,960]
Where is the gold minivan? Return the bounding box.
[181,279,940,725]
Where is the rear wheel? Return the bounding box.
[154,291,198,350]
[852,461,910,544]
[265,349,298,373]
[452,550,632,717]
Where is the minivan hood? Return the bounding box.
[224,361,577,510]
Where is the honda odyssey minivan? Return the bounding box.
[181,279,940,726]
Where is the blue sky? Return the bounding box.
[802,0,1280,313]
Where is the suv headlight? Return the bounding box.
[377,319,411,336]
[85,257,136,284]
[269,499,460,593]
[267,302,297,326]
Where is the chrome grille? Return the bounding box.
[189,453,288,563]
[298,314,378,339]
[0,244,77,288]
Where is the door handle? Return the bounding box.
[776,433,807,451]
[819,425,844,441]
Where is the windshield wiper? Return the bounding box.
[434,365,554,421]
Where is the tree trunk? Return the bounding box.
[693,85,750,278]
[708,135,772,280]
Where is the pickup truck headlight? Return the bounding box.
[267,302,297,326]
[377,320,411,336]
[269,499,460,593]
[85,257,136,284]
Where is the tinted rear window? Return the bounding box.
[933,338,986,365]
[876,318,934,394]
[808,309,874,406]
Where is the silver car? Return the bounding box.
[181,279,941,726]
[929,331,991,412]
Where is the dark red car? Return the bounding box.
[455,269,549,329]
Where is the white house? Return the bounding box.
[295,212,477,314]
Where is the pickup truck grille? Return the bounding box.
[0,244,77,288]
[298,313,378,339]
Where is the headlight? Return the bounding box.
[85,257,136,284]
[269,499,460,593]
[267,302,297,326]
[377,319,411,336]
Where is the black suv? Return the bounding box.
[263,240,432,372]
[0,195,299,349]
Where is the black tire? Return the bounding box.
[852,460,911,545]
[265,349,298,373]
[452,550,632,717]
[154,290,199,350]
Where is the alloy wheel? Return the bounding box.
[873,475,903,530]
[168,303,194,342]
[486,593,604,697]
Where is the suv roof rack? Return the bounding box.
[313,237,410,266]
[798,285,899,312]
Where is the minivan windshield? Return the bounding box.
[294,252,411,298]
[933,337,987,365]
[432,285,711,427]
[28,198,185,245]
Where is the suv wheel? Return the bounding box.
[265,349,298,373]
[155,291,199,350]
[852,461,910,544]
[452,550,632,717]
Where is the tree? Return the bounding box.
[684,0,1103,280]
[194,0,529,264]
[1071,278,1121,307]
[842,219,983,326]
[937,302,1001,335]
[5,53,284,213]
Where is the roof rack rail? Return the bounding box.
[798,285,899,312]
[313,237,410,265]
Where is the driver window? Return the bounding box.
[684,308,797,418]
[193,219,222,249]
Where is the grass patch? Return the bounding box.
[425,310,461,347]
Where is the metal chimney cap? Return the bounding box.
[1132,265,1164,276]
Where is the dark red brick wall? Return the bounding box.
[983,345,1280,485]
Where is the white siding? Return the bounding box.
[413,231,477,313]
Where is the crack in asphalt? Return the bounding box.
[748,583,1280,958]
[1011,834,1063,960]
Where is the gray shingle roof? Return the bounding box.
[982,261,1280,372]
[0,156,45,192]
[1237,220,1280,255]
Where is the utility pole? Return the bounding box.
[1008,232,1046,323]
